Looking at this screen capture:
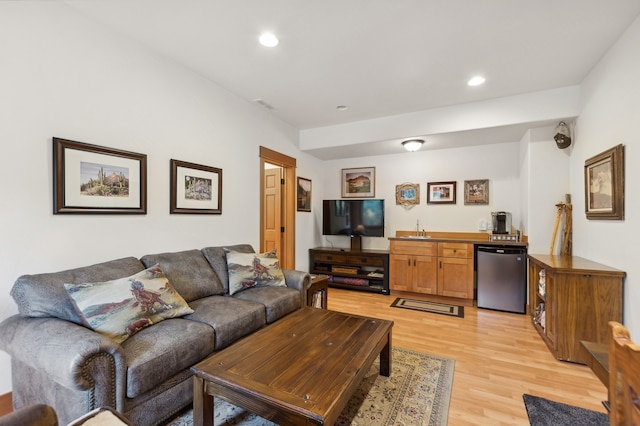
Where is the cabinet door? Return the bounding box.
[412,255,438,294]
[438,257,473,298]
[389,254,413,291]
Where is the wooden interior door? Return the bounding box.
[259,146,296,269]
[263,166,282,255]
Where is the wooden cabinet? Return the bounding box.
[438,242,474,299]
[389,240,473,301]
[528,254,624,364]
[389,240,437,294]
[309,248,389,295]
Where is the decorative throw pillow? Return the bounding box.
[226,249,286,296]
[64,264,194,344]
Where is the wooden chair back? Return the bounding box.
[609,321,640,425]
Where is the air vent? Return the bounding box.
[253,98,275,110]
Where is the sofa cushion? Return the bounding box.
[226,249,286,296]
[201,244,255,293]
[121,318,215,398]
[185,296,265,350]
[10,257,145,323]
[233,286,301,323]
[140,249,225,301]
[64,265,193,344]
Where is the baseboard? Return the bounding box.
[0,392,12,415]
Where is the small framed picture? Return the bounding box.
[170,159,222,214]
[464,179,489,205]
[396,183,420,207]
[427,181,456,204]
[297,177,312,212]
[584,144,624,220]
[342,167,375,198]
[53,137,147,214]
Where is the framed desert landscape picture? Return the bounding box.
[53,137,147,214]
[342,167,375,198]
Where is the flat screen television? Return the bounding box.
[322,199,385,238]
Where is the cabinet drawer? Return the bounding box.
[313,253,347,263]
[438,242,472,258]
[346,255,384,266]
[390,240,437,256]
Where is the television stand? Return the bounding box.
[308,247,390,295]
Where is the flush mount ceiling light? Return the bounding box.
[259,32,279,47]
[467,75,486,86]
[336,105,348,111]
[402,139,424,152]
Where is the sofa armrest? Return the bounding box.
[283,269,312,307]
[0,404,58,426]
[0,315,126,392]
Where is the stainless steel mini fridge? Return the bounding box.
[476,245,527,314]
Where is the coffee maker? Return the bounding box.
[491,211,512,234]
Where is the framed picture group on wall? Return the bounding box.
[53,137,225,215]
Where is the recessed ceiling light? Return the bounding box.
[467,76,486,86]
[336,105,348,111]
[259,32,279,47]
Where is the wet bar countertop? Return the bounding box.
[389,231,528,247]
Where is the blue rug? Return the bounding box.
[523,394,608,426]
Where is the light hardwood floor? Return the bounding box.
[0,289,608,424]
[327,288,608,426]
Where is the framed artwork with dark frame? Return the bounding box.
[53,137,147,214]
[341,167,375,198]
[396,183,420,208]
[297,177,312,212]
[170,159,222,214]
[464,179,489,205]
[584,144,624,220]
[427,181,456,204]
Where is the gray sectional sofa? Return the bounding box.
[0,244,311,426]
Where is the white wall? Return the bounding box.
[319,142,523,251]
[0,2,320,393]
[571,15,640,341]
[525,126,571,254]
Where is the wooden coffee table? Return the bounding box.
[191,307,393,426]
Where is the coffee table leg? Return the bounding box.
[193,376,214,426]
[380,330,392,377]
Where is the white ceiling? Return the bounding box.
[65,0,640,158]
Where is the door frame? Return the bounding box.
[259,146,296,269]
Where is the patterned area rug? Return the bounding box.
[390,297,464,318]
[165,347,454,426]
[523,394,609,426]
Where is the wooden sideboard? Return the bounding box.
[528,254,625,364]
